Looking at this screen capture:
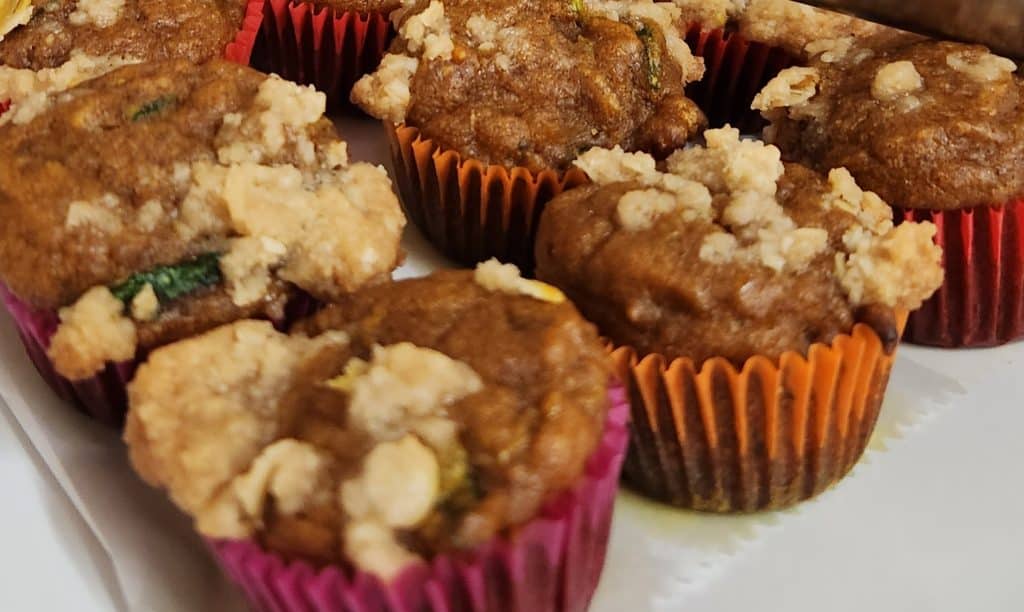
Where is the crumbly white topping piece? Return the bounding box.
[130,284,159,322]
[473,259,567,303]
[752,66,819,112]
[220,236,288,307]
[573,127,944,308]
[464,14,499,52]
[47,286,137,381]
[69,0,125,28]
[0,51,140,125]
[350,54,419,126]
[946,51,1017,83]
[0,0,33,42]
[65,193,124,233]
[125,321,349,528]
[872,61,924,101]
[670,0,745,29]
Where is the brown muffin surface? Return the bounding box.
[0,0,247,70]
[535,128,944,364]
[125,268,610,577]
[0,59,405,379]
[754,32,1024,210]
[352,0,706,171]
[308,0,401,13]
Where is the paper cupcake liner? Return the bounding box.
[210,387,629,612]
[612,318,905,512]
[0,284,319,427]
[683,24,796,133]
[386,122,590,272]
[897,201,1024,348]
[249,0,392,111]
[224,0,267,65]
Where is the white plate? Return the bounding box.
[0,118,1021,612]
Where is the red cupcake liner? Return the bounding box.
[684,24,796,133]
[898,201,1024,347]
[250,0,393,111]
[0,99,9,120]
[225,0,267,65]
[0,284,319,427]
[386,123,590,273]
[210,388,629,612]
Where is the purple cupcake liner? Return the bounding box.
[210,388,630,612]
[0,284,320,427]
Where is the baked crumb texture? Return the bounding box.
[736,0,885,58]
[352,0,705,126]
[46,74,405,381]
[127,323,482,580]
[0,50,140,125]
[473,259,566,303]
[670,0,745,30]
[574,127,944,311]
[0,0,33,43]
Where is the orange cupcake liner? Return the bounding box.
[611,315,906,512]
[385,122,589,272]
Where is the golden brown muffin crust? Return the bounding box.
[756,32,1024,210]
[353,0,707,171]
[0,0,248,70]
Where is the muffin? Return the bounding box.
[124,266,628,612]
[0,58,406,424]
[672,0,883,130]
[252,0,399,109]
[535,127,944,510]
[753,32,1024,346]
[0,0,254,124]
[352,0,707,269]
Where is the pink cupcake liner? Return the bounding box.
[210,388,629,612]
[225,0,268,65]
[684,24,797,133]
[0,284,319,427]
[898,201,1024,347]
[251,0,393,111]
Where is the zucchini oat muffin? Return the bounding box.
[535,127,943,510]
[0,0,249,124]
[125,266,627,610]
[351,0,707,268]
[753,32,1024,347]
[0,58,405,421]
[354,0,707,169]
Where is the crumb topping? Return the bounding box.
[872,61,924,101]
[127,331,493,580]
[752,66,819,112]
[125,321,349,523]
[669,0,745,29]
[0,51,139,125]
[43,70,405,381]
[737,0,885,58]
[69,0,126,28]
[946,50,1017,83]
[130,283,159,322]
[47,286,137,380]
[473,259,567,303]
[348,54,419,125]
[572,127,943,307]
[0,0,32,42]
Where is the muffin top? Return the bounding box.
[352,0,707,171]
[734,0,885,59]
[125,266,610,578]
[753,32,1024,210]
[535,127,944,364]
[0,59,405,379]
[0,0,247,123]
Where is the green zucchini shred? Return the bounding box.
[570,0,586,17]
[637,25,662,90]
[110,253,223,308]
[129,95,177,122]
